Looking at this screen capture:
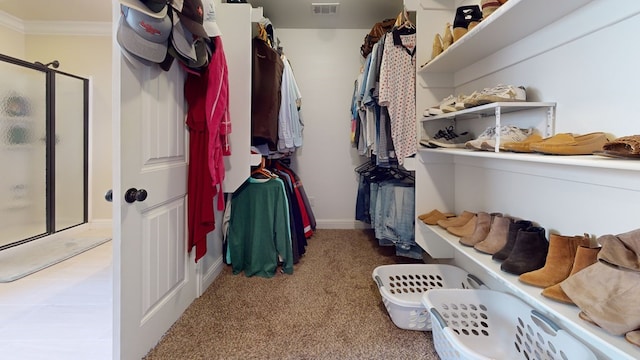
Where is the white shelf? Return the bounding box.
[417,0,594,74]
[420,101,556,122]
[418,147,640,172]
[420,223,640,360]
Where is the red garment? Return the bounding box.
[274,164,313,239]
[185,70,215,263]
[206,36,231,211]
[184,36,232,262]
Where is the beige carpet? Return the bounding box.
[144,229,440,359]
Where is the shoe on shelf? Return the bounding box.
[452,5,482,42]
[442,23,453,50]
[428,126,473,148]
[481,0,502,18]
[530,132,610,155]
[465,125,497,150]
[441,94,465,113]
[501,133,543,153]
[424,94,455,116]
[480,126,534,151]
[474,84,527,105]
[431,33,443,61]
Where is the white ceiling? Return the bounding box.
[0,0,403,29]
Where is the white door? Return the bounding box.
[111,4,197,359]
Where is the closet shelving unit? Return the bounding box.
[407,0,640,359]
[420,101,557,152]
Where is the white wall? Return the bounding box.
[276,28,370,228]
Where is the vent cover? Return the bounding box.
[311,2,340,15]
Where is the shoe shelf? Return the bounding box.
[420,101,555,122]
[417,0,594,75]
[418,221,640,360]
[417,147,640,173]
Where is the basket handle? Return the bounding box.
[430,308,447,329]
[374,275,383,288]
[531,310,560,333]
[466,274,486,289]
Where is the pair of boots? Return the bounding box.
[518,233,592,287]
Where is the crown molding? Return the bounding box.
[0,11,110,37]
[0,10,25,33]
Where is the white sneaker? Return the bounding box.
[465,125,497,150]
[480,126,534,151]
[475,84,527,105]
[424,95,455,116]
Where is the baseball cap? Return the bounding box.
[117,5,171,63]
[119,0,168,18]
[170,0,208,38]
[202,0,222,37]
[170,10,198,62]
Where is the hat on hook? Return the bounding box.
[119,0,168,18]
[201,0,222,37]
[117,5,171,63]
[171,0,209,38]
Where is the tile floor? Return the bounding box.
[0,228,112,360]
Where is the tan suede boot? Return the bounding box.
[519,233,589,288]
[541,245,601,304]
[459,212,492,247]
[436,210,475,229]
[447,215,477,237]
[474,215,512,254]
[422,211,455,225]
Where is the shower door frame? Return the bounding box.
[0,53,89,250]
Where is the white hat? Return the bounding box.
[118,0,168,18]
[117,5,171,63]
[202,0,222,37]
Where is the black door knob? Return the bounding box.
[105,189,113,202]
[124,188,148,203]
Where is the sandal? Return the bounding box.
[594,135,640,159]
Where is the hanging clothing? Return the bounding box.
[227,177,293,278]
[277,55,303,154]
[378,30,417,166]
[252,37,284,150]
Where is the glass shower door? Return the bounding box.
[54,73,87,231]
[0,61,47,248]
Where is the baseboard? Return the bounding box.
[199,255,224,296]
[315,219,371,230]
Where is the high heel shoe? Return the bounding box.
[442,23,453,50]
[482,0,502,18]
[431,33,443,60]
[452,5,482,42]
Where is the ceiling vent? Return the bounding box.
[311,2,340,15]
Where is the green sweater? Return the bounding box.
[227,177,293,277]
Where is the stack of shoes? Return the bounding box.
[423,95,455,116]
[426,126,473,148]
[530,132,610,155]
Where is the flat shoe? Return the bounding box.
[530,132,610,155]
[593,134,640,159]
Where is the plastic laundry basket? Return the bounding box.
[421,289,597,360]
[372,264,483,331]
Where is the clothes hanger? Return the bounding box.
[251,157,276,179]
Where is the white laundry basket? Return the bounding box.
[372,264,483,331]
[421,289,597,360]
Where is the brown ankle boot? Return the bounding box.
[473,215,512,254]
[542,245,601,304]
[459,212,492,246]
[492,219,532,261]
[447,214,477,237]
[501,226,548,275]
[519,233,590,288]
